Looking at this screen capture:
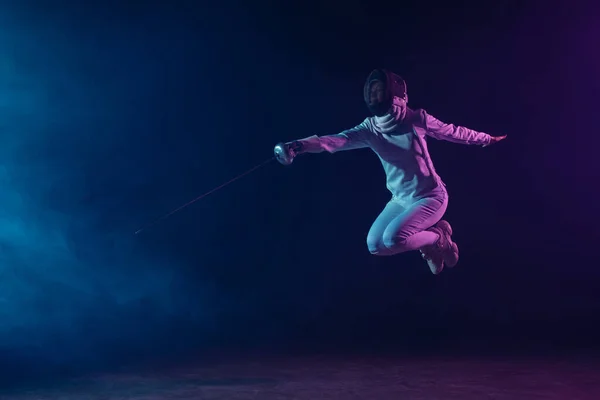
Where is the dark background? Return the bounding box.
[1,0,599,384]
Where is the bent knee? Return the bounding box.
[367,236,385,255]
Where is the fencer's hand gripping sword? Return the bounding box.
[134,141,302,235]
[273,143,293,165]
[274,141,303,165]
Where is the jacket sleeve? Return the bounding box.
[422,110,491,146]
[290,120,372,154]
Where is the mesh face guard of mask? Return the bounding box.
[363,69,407,117]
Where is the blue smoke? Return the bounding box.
[0,5,228,378]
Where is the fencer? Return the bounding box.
[274,69,506,274]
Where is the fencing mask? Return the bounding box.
[363,69,407,117]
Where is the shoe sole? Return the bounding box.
[427,259,444,275]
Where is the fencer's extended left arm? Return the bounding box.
[422,111,492,146]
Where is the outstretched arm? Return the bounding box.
[288,120,372,154]
[423,111,505,146]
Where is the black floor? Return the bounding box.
[2,354,599,399]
